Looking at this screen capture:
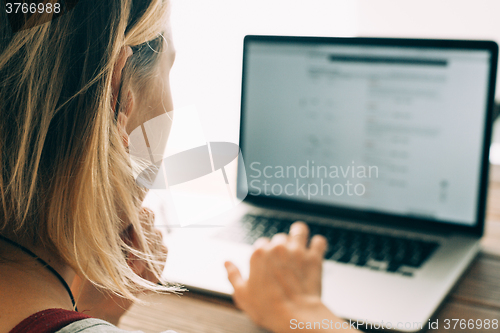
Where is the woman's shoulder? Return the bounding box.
[56,318,177,333]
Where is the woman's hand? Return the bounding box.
[225,222,357,333]
[71,207,167,325]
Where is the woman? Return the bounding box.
[0,1,357,332]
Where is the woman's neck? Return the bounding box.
[0,237,76,332]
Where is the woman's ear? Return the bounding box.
[111,46,133,114]
[117,91,134,147]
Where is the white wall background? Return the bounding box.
[169,0,358,145]
[358,0,500,40]
[168,0,500,146]
[356,0,500,146]
[358,0,500,99]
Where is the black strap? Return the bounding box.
[0,234,78,312]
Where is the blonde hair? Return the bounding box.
[0,0,177,300]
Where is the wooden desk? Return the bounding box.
[118,166,500,333]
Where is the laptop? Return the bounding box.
[162,36,498,332]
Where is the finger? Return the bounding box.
[153,229,165,246]
[160,244,168,258]
[140,207,155,228]
[253,237,270,249]
[288,221,309,247]
[309,234,328,257]
[128,254,147,275]
[225,261,244,290]
[270,233,288,245]
[121,224,134,246]
[154,227,164,237]
[125,224,141,250]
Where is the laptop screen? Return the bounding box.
[239,37,496,227]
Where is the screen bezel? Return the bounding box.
[237,35,498,237]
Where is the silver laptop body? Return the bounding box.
[162,36,498,332]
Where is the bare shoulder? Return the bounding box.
[0,249,70,332]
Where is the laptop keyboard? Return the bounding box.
[219,214,440,277]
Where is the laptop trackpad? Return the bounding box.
[163,235,252,295]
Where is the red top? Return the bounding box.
[9,308,91,333]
